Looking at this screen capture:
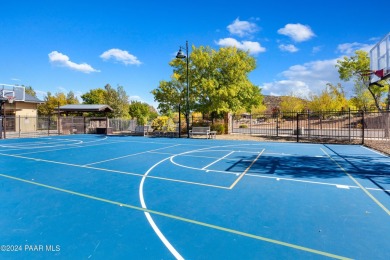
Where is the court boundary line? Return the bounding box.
[0,152,230,189]
[229,148,265,189]
[0,172,352,260]
[170,156,240,176]
[321,147,390,216]
[85,144,182,166]
[202,151,235,170]
[9,137,223,156]
[246,173,390,192]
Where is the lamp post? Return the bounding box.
[176,41,190,138]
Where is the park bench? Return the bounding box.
[189,126,216,139]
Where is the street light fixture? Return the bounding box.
[176,41,190,138]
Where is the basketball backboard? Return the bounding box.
[370,32,390,83]
[0,84,25,102]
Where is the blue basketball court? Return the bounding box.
[0,135,389,259]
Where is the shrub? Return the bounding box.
[211,123,225,134]
[151,116,176,132]
[239,124,248,128]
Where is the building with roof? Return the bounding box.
[3,93,43,133]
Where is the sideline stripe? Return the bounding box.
[85,144,181,165]
[202,151,235,170]
[229,149,265,189]
[321,148,390,216]
[0,173,351,260]
[0,152,229,189]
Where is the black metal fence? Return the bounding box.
[2,111,390,145]
[232,110,390,144]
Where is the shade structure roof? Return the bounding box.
[56,104,113,113]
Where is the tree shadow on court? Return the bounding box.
[225,150,390,192]
[225,154,347,179]
[323,144,390,196]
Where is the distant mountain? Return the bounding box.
[262,95,308,113]
[262,95,283,113]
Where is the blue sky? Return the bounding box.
[0,0,388,107]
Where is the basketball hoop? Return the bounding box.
[7,96,15,104]
[357,70,373,87]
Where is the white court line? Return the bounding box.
[321,147,390,216]
[361,145,390,157]
[14,138,165,156]
[229,149,265,189]
[246,173,390,192]
[0,136,110,152]
[170,157,240,175]
[85,144,182,166]
[139,156,184,260]
[0,139,84,149]
[136,143,262,259]
[0,151,229,189]
[136,144,249,259]
[202,151,235,170]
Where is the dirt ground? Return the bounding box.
[215,134,390,156]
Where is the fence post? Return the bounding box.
[18,115,21,138]
[276,112,279,137]
[348,108,351,142]
[307,110,310,139]
[362,111,365,145]
[3,115,6,139]
[105,116,108,135]
[250,112,252,135]
[296,113,299,142]
[48,116,51,136]
[58,115,61,135]
[231,114,234,134]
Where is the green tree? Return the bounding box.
[66,91,79,104]
[151,78,183,115]
[81,88,106,104]
[128,101,150,125]
[336,50,389,110]
[191,46,262,115]
[152,46,263,118]
[114,85,130,118]
[81,85,130,118]
[279,95,306,112]
[38,92,67,115]
[24,86,37,97]
[308,83,348,111]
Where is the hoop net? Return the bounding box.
[357,70,373,87]
[7,96,15,104]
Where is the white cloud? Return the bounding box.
[262,80,311,97]
[227,18,259,37]
[279,44,299,53]
[277,23,315,42]
[57,86,67,93]
[337,42,373,55]
[129,95,142,101]
[261,57,354,99]
[48,51,100,73]
[312,46,322,54]
[100,48,141,65]
[216,38,266,55]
